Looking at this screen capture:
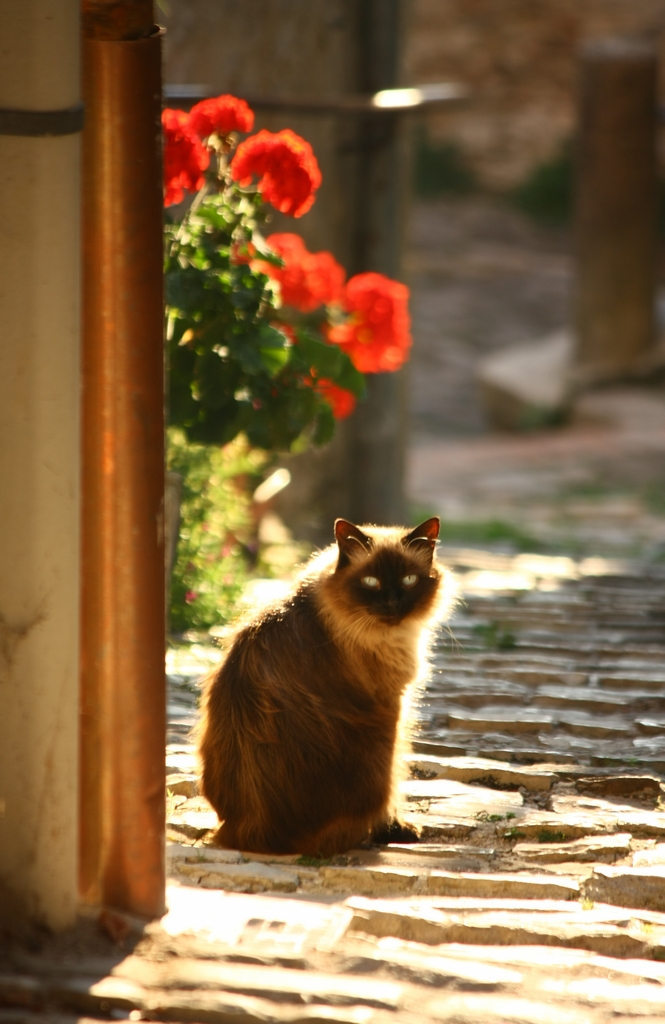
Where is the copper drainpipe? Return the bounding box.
[80,0,166,917]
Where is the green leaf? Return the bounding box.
[259,345,290,375]
[258,322,289,348]
[335,355,365,398]
[312,403,335,446]
[168,344,200,426]
[292,331,365,398]
[295,332,344,378]
[232,337,266,374]
[195,348,241,410]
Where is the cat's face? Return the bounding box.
[333,518,441,626]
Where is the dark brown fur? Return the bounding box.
[198,517,452,857]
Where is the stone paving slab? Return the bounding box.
[512,833,633,864]
[345,896,665,958]
[113,955,406,1010]
[404,754,556,790]
[583,865,665,913]
[0,1015,110,1024]
[447,709,557,733]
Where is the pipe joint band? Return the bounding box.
[0,102,84,137]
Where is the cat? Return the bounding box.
[198,516,454,857]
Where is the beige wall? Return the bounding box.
[0,0,81,931]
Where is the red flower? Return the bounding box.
[304,250,346,308]
[229,240,256,265]
[162,108,209,206]
[253,233,345,311]
[317,379,357,419]
[188,94,254,142]
[272,321,296,344]
[306,376,356,419]
[230,129,322,217]
[327,272,412,373]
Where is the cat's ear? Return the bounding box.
[334,519,372,567]
[404,517,440,557]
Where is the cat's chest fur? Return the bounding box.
[318,602,422,703]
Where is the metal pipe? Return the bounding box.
[80,0,166,918]
[163,82,468,115]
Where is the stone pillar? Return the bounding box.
[574,38,658,384]
[346,0,408,525]
[0,0,81,932]
[80,0,166,919]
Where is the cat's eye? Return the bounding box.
[402,574,418,587]
[361,576,380,588]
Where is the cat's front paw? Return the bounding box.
[371,818,420,845]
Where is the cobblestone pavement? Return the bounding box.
[6,556,665,1023]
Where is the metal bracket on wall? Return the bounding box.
[164,83,467,116]
[0,102,85,136]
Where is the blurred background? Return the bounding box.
[160,0,665,637]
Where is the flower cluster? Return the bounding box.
[230,130,321,218]
[251,233,411,416]
[308,377,357,419]
[188,94,254,142]
[328,273,412,373]
[252,233,344,312]
[165,92,412,442]
[163,96,254,207]
[257,233,412,375]
[162,108,209,206]
[163,96,321,220]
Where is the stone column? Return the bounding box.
[574,38,658,384]
[0,0,81,932]
[345,0,408,525]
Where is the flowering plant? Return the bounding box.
[164,94,411,451]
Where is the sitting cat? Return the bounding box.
[198,516,454,856]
